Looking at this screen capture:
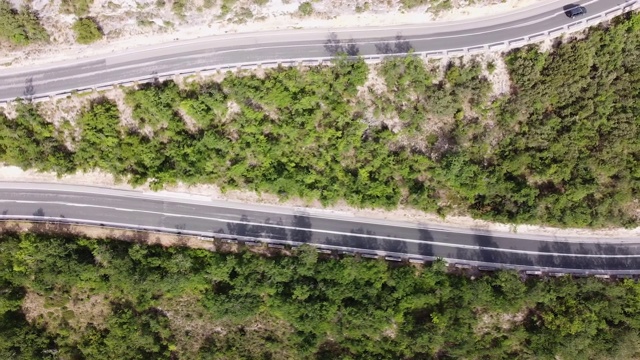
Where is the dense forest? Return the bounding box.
[1,15,640,227]
[1,231,640,359]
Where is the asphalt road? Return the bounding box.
[1,183,639,274]
[0,0,618,101]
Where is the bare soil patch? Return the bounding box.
[22,289,111,336]
[475,308,528,335]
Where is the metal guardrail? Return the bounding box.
[1,215,639,277]
[0,1,637,106]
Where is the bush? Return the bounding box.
[486,60,496,74]
[171,0,187,17]
[72,17,102,44]
[298,1,313,16]
[59,0,93,16]
[0,0,49,45]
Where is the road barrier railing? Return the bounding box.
[1,215,639,277]
[0,0,638,106]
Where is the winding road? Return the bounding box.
[0,0,628,101]
[0,183,639,275]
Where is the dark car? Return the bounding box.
[565,5,587,18]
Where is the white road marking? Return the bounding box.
[0,199,637,258]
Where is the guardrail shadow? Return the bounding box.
[32,208,45,217]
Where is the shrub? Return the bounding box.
[72,17,102,44]
[171,0,187,17]
[59,0,93,16]
[0,0,49,45]
[486,60,496,74]
[298,1,313,16]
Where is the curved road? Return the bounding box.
[0,1,638,275]
[0,183,639,275]
[0,0,624,101]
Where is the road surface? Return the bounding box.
[0,0,622,101]
[0,183,639,275]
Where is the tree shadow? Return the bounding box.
[262,217,288,241]
[394,35,413,53]
[137,78,173,91]
[375,35,414,55]
[174,223,187,235]
[150,70,160,85]
[32,208,45,217]
[224,214,289,241]
[23,77,35,100]
[87,96,113,108]
[417,227,435,259]
[535,241,640,272]
[453,233,535,268]
[290,214,313,243]
[226,214,250,237]
[127,228,153,245]
[324,32,360,56]
[374,42,393,55]
[382,235,407,254]
[28,221,77,238]
[323,227,376,251]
